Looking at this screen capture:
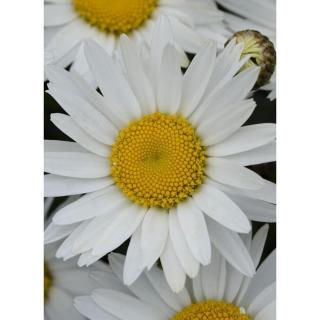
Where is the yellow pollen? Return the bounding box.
[73,0,158,35]
[110,112,206,209]
[171,300,251,320]
[44,261,53,302]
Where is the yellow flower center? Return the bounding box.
[73,0,158,35]
[171,300,251,320]
[110,112,206,209]
[44,261,53,302]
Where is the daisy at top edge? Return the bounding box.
[44,17,276,292]
[44,0,229,81]
[44,198,107,320]
[74,225,275,320]
[215,0,276,100]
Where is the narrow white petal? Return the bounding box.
[44,151,109,178]
[51,113,110,157]
[157,44,182,114]
[44,174,113,197]
[208,124,276,157]
[169,208,200,278]
[225,141,276,166]
[146,266,185,311]
[44,4,76,27]
[141,209,169,269]
[119,35,155,114]
[229,194,276,223]
[44,222,77,244]
[195,99,256,146]
[250,225,270,268]
[74,296,119,320]
[160,235,187,293]
[207,219,255,277]
[84,40,141,122]
[193,183,251,233]
[92,204,146,256]
[247,282,276,316]
[47,86,118,145]
[179,41,217,117]
[44,140,87,153]
[123,226,145,286]
[92,289,166,320]
[52,186,124,225]
[255,301,276,320]
[201,246,226,300]
[177,198,211,265]
[206,157,265,190]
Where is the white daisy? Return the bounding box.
[44,0,228,79]
[216,0,276,100]
[44,198,107,320]
[44,17,276,292]
[74,225,275,320]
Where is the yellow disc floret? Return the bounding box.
[73,0,158,35]
[44,261,53,302]
[110,112,206,209]
[171,300,251,320]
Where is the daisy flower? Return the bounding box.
[44,199,107,320]
[216,0,276,100]
[44,17,276,292]
[74,225,275,320]
[44,0,228,79]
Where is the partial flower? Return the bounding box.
[44,18,276,292]
[44,0,228,79]
[74,225,275,320]
[216,0,276,100]
[44,198,106,320]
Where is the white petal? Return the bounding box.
[108,254,175,317]
[247,282,276,316]
[177,198,211,265]
[45,151,109,179]
[47,86,118,145]
[230,195,276,222]
[44,222,77,244]
[119,35,155,114]
[169,208,200,278]
[45,287,84,320]
[250,225,270,268]
[179,41,217,117]
[123,226,145,286]
[206,157,265,190]
[146,266,186,311]
[208,124,276,157]
[44,140,87,153]
[191,67,259,130]
[150,15,173,86]
[193,183,251,233]
[92,289,166,320]
[225,141,276,166]
[207,219,255,277]
[240,250,276,307]
[74,296,119,320]
[51,113,110,157]
[201,246,226,300]
[192,274,204,302]
[52,186,124,225]
[141,209,169,269]
[160,235,187,293]
[84,40,141,122]
[157,44,182,114]
[255,301,276,320]
[44,174,113,197]
[195,99,256,146]
[44,4,76,26]
[92,204,146,255]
